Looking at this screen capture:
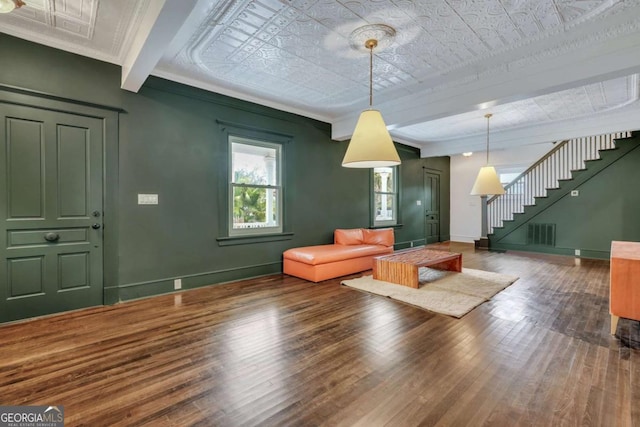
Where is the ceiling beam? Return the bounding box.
[121,0,199,92]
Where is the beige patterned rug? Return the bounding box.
[341,267,519,318]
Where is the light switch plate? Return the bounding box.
[416,200,422,206]
[571,190,579,197]
[138,194,158,205]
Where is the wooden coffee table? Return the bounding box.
[373,248,462,288]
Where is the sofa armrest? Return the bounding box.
[363,228,394,247]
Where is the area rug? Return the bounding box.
[341,267,519,318]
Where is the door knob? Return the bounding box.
[44,232,60,242]
[91,223,101,230]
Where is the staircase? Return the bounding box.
[487,132,640,259]
[487,132,631,234]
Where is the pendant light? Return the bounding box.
[342,24,401,168]
[0,0,25,13]
[470,113,505,196]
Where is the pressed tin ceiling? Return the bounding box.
[2,0,640,156]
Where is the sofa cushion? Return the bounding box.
[334,228,364,245]
[362,228,394,247]
[283,244,391,265]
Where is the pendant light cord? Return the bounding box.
[485,113,492,165]
[365,39,378,108]
[369,44,373,107]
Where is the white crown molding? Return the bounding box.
[0,0,147,66]
[151,68,334,124]
[0,25,121,65]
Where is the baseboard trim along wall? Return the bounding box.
[395,239,427,250]
[450,236,477,244]
[112,262,283,302]
[489,243,610,260]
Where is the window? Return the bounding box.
[229,136,282,236]
[499,169,525,195]
[373,166,398,226]
[499,172,522,186]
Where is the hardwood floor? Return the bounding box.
[1,243,639,426]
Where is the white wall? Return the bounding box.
[450,142,554,243]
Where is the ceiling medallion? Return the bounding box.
[349,24,396,52]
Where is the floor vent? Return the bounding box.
[527,223,556,246]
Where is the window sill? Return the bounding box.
[370,224,403,229]
[217,232,294,246]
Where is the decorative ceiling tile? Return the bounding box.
[52,0,98,38]
[151,0,636,119]
[305,0,366,37]
[392,74,639,142]
[3,0,639,153]
[0,0,149,63]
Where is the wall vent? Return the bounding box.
[527,223,556,246]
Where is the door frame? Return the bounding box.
[0,85,121,305]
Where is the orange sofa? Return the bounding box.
[283,228,394,282]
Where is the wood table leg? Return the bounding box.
[611,314,619,335]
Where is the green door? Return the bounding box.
[425,171,440,244]
[0,103,103,323]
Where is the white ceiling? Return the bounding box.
[2,0,640,157]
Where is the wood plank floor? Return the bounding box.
[1,243,639,426]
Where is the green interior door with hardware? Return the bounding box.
[0,103,104,323]
[425,171,440,244]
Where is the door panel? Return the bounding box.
[59,252,90,290]
[0,103,103,322]
[7,118,45,218]
[8,256,44,297]
[58,125,90,217]
[425,172,441,244]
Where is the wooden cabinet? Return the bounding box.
[610,241,640,334]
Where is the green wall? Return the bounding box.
[0,34,450,303]
[493,135,640,259]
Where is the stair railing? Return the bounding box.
[487,131,631,233]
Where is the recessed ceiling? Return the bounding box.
[2,0,640,157]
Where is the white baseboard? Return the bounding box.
[450,235,478,244]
